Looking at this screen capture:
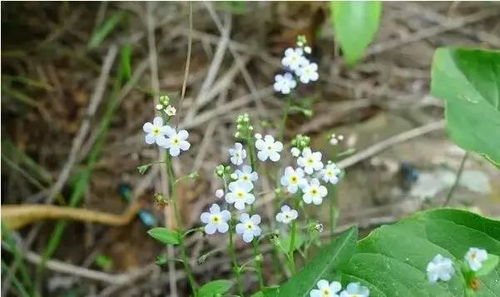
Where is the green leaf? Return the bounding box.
[276,233,305,254]
[198,280,233,297]
[147,227,180,245]
[339,209,500,297]
[88,11,125,49]
[137,163,152,175]
[475,254,499,277]
[330,1,382,65]
[431,48,500,167]
[275,227,357,297]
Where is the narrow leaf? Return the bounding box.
[147,227,180,245]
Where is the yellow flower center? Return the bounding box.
[152,128,161,136]
[246,223,253,230]
[311,189,318,195]
[291,176,298,183]
[210,215,221,224]
[321,288,331,297]
[236,191,245,199]
[172,137,180,145]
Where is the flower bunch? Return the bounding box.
[310,280,370,297]
[143,116,190,157]
[274,35,319,95]
[426,247,498,291]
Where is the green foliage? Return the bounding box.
[147,227,181,245]
[339,209,500,297]
[198,280,234,297]
[274,227,358,297]
[431,48,500,167]
[94,254,113,271]
[276,233,305,255]
[330,1,382,65]
[268,209,499,297]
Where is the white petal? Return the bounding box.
[217,222,229,233]
[169,147,181,157]
[317,280,329,289]
[330,281,342,293]
[250,214,261,224]
[204,224,216,234]
[257,151,268,161]
[180,141,190,151]
[239,213,250,222]
[220,210,231,221]
[235,223,245,234]
[200,212,210,223]
[255,139,265,150]
[269,151,281,162]
[234,201,245,210]
[164,125,175,137]
[153,117,163,127]
[209,204,220,213]
[310,289,321,297]
[156,136,167,146]
[177,129,189,140]
[145,134,155,144]
[143,122,153,133]
[242,231,254,243]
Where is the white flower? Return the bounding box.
[143,117,168,146]
[225,180,255,210]
[155,104,164,111]
[200,204,231,234]
[228,143,247,166]
[282,47,307,72]
[310,279,342,297]
[297,61,319,84]
[329,134,344,146]
[215,189,224,199]
[232,165,258,183]
[426,254,455,283]
[236,213,262,243]
[280,166,306,194]
[465,247,488,271]
[276,205,298,224]
[322,162,341,185]
[304,46,312,54]
[255,135,283,162]
[302,178,327,205]
[340,283,369,297]
[297,148,324,174]
[274,72,297,95]
[254,133,262,139]
[165,105,176,116]
[163,127,190,157]
[291,147,301,157]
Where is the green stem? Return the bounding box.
[252,240,265,289]
[279,95,292,141]
[165,155,198,296]
[443,152,468,207]
[228,220,244,296]
[329,185,338,235]
[287,220,297,275]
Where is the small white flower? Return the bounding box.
[465,247,488,271]
[215,189,224,199]
[200,204,231,234]
[255,135,283,162]
[225,180,255,210]
[310,279,342,297]
[163,127,190,157]
[254,133,262,139]
[304,46,312,54]
[236,213,262,243]
[282,48,307,72]
[232,165,258,183]
[322,162,341,185]
[276,205,298,224]
[302,178,327,205]
[291,147,301,157]
[297,147,324,174]
[297,61,319,84]
[165,105,176,116]
[340,282,369,297]
[280,166,306,194]
[426,254,455,283]
[274,72,297,95]
[143,117,168,146]
[228,143,247,166]
[329,134,344,146]
[155,104,164,111]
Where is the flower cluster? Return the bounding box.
[155,95,176,116]
[426,247,491,283]
[274,36,319,95]
[143,116,191,157]
[310,280,369,297]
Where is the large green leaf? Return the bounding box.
[274,227,358,297]
[340,209,500,297]
[330,1,382,65]
[198,279,233,297]
[147,227,180,245]
[431,48,500,167]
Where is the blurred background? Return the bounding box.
[1,2,500,296]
